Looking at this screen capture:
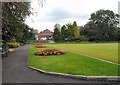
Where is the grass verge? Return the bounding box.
[28,44,119,76]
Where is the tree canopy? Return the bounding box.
[2,2,34,42]
[73,21,80,39]
[53,21,81,41]
[81,9,119,41]
[53,23,61,41]
[61,25,67,40]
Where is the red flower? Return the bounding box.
[35,43,46,48]
[35,49,65,56]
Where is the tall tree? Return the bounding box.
[2,2,32,42]
[61,25,67,40]
[53,23,61,41]
[66,23,74,40]
[118,27,120,41]
[73,21,80,39]
[89,9,119,41]
[54,23,60,31]
[81,10,119,41]
[80,21,98,41]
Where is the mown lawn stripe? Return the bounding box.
[28,44,119,76]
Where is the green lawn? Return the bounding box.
[48,43,118,63]
[28,43,119,76]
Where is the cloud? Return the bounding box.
[46,8,71,21]
[36,7,89,23]
[25,0,119,32]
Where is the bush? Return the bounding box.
[20,43,24,46]
[79,36,89,41]
[2,42,9,52]
[7,42,20,48]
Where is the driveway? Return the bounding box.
[2,44,118,84]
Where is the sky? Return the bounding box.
[25,0,120,32]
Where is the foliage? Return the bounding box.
[81,9,119,41]
[79,36,89,41]
[118,27,120,41]
[53,10,119,42]
[53,23,61,41]
[2,2,34,42]
[7,42,20,48]
[66,23,74,40]
[2,41,9,52]
[61,25,67,40]
[53,21,80,41]
[73,21,80,38]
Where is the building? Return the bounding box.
[38,29,53,40]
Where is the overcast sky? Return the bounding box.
[25,0,119,32]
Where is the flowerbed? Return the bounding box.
[35,43,46,48]
[35,49,65,56]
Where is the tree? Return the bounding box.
[82,10,119,41]
[54,23,60,31]
[117,27,120,41]
[80,21,98,41]
[53,23,61,41]
[2,2,32,42]
[61,25,67,40]
[73,21,80,39]
[66,23,74,40]
[89,9,119,41]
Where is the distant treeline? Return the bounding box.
[53,9,120,42]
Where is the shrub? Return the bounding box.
[7,42,20,48]
[79,36,89,41]
[20,43,24,46]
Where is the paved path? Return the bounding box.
[2,44,117,83]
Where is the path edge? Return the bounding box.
[28,65,120,82]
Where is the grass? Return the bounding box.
[28,44,119,76]
[48,43,118,63]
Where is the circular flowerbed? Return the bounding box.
[35,43,46,48]
[35,49,65,56]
